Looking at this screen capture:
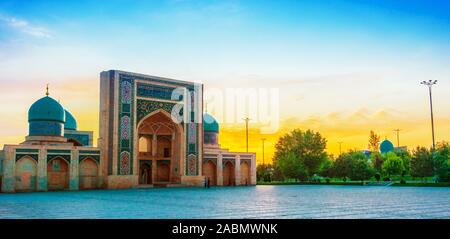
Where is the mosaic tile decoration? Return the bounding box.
[136,99,177,124]
[15,154,39,162]
[119,151,131,175]
[118,76,134,175]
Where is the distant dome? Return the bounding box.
[28,96,65,123]
[28,96,65,137]
[64,110,77,130]
[203,113,219,133]
[380,139,394,154]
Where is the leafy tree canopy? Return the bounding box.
[411,147,434,179]
[274,129,328,177]
[368,130,381,152]
[277,152,308,181]
[382,152,404,177]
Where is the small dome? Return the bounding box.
[380,139,394,154]
[28,96,65,123]
[64,110,77,130]
[203,113,219,133]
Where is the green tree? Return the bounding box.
[271,164,284,182]
[257,164,273,182]
[320,158,335,178]
[395,149,411,174]
[349,152,374,182]
[274,129,328,177]
[277,152,308,181]
[368,130,381,152]
[370,152,384,172]
[333,153,353,181]
[411,147,434,181]
[435,142,450,181]
[382,152,404,177]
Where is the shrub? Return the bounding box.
[375,173,381,182]
[382,152,404,177]
[349,152,374,182]
[411,147,433,179]
[277,152,308,181]
[401,170,407,178]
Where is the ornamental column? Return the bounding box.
[1,147,15,193]
[216,153,223,186]
[37,148,48,191]
[152,158,157,184]
[146,136,152,153]
[251,154,257,185]
[69,150,79,191]
[235,155,241,186]
[152,134,157,157]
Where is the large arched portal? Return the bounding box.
[137,110,182,185]
[47,157,69,191]
[223,161,235,186]
[203,160,217,186]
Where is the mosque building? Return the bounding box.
[0,70,256,193]
[380,139,395,154]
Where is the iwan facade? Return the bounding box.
[0,70,256,193]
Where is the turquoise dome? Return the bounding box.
[203,113,219,133]
[28,96,65,123]
[64,110,77,130]
[380,139,394,154]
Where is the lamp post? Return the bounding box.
[394,129,401,149]
[243,117,251,152]
[338,141,343,156]
[420,80,437,152]
[261,138,266,166]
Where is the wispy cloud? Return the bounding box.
[0,15,51,38]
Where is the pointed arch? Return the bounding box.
[47,156,69,191]
[240,161,250,186]
[15,156,37,192]
[223,161,235,186]
[137,109,184,134]
[136,108,184,185]
[203,160,217,186]
[79,157,99,190]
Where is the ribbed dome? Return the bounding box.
[28,96,65,123]
[203,113,219,133]
[64,110,77,130]
[380,139,394,154]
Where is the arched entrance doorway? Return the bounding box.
[203,160,217,186]
[79,158,98,190]
[240,161,251,186]
[137,110,182,185]
[15,157,37,191]
[47,157,69,191]
[157,161,170,182]
[139,161,152,184]
[223,161,235,186]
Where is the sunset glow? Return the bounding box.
[1,0,450,164]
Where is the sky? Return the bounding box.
[0,0,450,164]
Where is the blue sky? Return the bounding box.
[1,0,450,155]
[1,0,449,79]
[1,0,449,80]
